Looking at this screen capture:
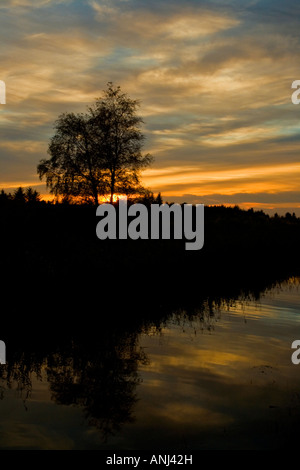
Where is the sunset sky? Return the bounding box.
[1,0,300,214]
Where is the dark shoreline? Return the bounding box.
[1,200,300,333]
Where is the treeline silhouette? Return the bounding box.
[1,186,300,331]
[0,187,41,204]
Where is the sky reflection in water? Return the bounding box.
[0,278,300,450]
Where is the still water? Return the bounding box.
[1,277,300,450]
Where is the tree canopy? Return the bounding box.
[37,83,153,204]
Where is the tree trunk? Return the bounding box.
[110,172,115,204]
[93,185,98,206]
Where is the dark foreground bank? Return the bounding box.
[1,200,300,331]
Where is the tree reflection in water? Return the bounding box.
[0,327,149,441]
[46,332,149,439]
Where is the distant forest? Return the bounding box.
[1,185,299,220]
[2,186,300,314]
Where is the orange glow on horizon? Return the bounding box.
[141,163,300,196]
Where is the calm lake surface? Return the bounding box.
[1,277,300,450]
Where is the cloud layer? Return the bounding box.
[1,0,300,213]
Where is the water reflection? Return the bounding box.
[0,330,149,444]
[0,277,300,449]
[47,333,150,439]
[135,277,300,450]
